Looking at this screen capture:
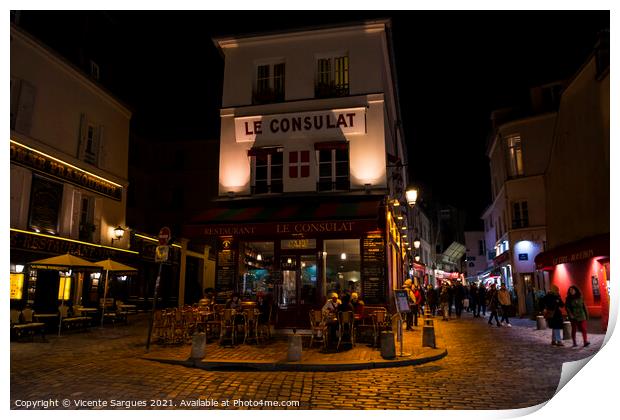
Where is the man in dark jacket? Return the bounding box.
[477,284,487,316]
[454,282,465,318]
[470,283,479,317]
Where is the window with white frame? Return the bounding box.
[78,195,95,242]
[506,134,524,177]
[512,201,529,229]
[253,61,285,104]
[315,143,349,192]
[289,151,310,178]
[249,147,283,194]
[78,114,102,166]
[315,55,349,98]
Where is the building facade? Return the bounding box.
[464,231,487,282]
[535,34,610,331]
[10,24,134,311]
[182,21,411,327]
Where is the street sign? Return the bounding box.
[158,226,171,245]
[155,245,170,262]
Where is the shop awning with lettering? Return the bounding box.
[534,233,609,270]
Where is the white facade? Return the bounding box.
[482,110,555,315]
[215,21,406,198]
[10,25,131,249]
[464,231,487,279]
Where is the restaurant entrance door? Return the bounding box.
[276,254,319,328]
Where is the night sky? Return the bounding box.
[15,10,609,230]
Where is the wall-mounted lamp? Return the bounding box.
[15,264,24,273]
[406,188,418,207]
[111,225,125,246]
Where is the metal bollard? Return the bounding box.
[287,334,302,362]
[536,315,547,330]
[422,320,436,348]
[380,331,396,359]
[563,321,572,340]
[191,332,206,359]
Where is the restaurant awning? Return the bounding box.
[535,233,609,270]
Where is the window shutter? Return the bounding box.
[93,197,103,244]
[10,78,22,130]
[70,189,82,238]
[14,81,36,135]
[77,113,87,159]
[97,125,105,168]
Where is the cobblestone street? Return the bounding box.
[10,312,604,410]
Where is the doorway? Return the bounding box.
[276,254,318,328]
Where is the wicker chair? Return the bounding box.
[337,311,355,350]
[309,309,327,349]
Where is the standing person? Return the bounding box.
[411,285,422,327]
[477,284,487,317]
[487,284,501,327]
[543,285,565,346]
[565,286,590,347]
[498,284,512,327]
[447,283,454,318]
[439,284,451,321]
[402,279,415,330]
[454,282,465,318]
[426,284,437,316]
[470,283,479,317]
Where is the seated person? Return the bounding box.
[350,292,365,317]
[256,293,272,324]
[225,292,242,311]
[322,292,339,319]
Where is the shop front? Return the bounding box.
[535,233,610,332]
[183,196,403,328]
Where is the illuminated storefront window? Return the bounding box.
[324,239,360,296]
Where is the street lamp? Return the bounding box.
[406,187,418,207]
[415,254,421,262]
[413,237,421,249]
[111,225,125,246]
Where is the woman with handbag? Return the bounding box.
[543,285,565,346]
[565,286,590,347]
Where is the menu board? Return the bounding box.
[216,249,236,290]
[362,233,385,304]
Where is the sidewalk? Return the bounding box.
[144,320,447,372]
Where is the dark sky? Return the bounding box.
[15,10,609,230]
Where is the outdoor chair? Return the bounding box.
[257,304,273,342]
[219,309,236,346]
[337,311,355,351]
[11,309,46,341]
[309,309,327,349]
[10,309,21,326]
[243,309,259,344]
[372,310,391,347]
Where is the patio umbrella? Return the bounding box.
[93,259,137,327]
[28,253,101,336]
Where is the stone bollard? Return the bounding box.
[380,331,396,359]
[422,320,436,348]
[287,334,302,362]
[536,315,547,330]
[563,321,572,340]
[191,332,206,360]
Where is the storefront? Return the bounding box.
[183,195,406,328]
[535,233,610,332]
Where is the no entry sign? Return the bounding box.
[158,226,171,245]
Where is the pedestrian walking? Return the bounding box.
[487,284,501,327]
[447,283,454,317]
[543,285,565,346]
[454,282,465,318]
[498,284,512,327]
[565,285,590,347]
[439,284,450,321]
[426,284,437,316]
[477,284,487,316]
[402,279,416,330]
[470,283,479,317]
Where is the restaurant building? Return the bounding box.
[9,24,138,311]
[535,33,610,331]
[182,20,411,327]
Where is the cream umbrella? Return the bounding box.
[93,259,137,327]
[28,253,101,336]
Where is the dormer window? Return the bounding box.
[253,61,285,104]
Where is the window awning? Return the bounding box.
[314,141,348,150]
[535,233,609,270]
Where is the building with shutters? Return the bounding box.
[182,20,412,327]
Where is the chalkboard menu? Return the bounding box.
[216,249,236,290]
[362,233,385,304]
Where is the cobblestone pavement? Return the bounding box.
[10,311,604,410]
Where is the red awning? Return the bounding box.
[534,233,609,270]
[314,141,348,150]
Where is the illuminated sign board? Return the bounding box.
[234,107,366,142]
[10,141,123,200]
[10,273,24,300]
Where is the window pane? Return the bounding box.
[300,165,310,178]
[273,63,285,100]
[336,162,349,176]
[319,163,332,177]
[289,151,298,164]
[324,239,361,296]
[255,166,267,181]
[319,149,332,162]
[300,150,310,162]
[271,152,283,165]
[271,166,283,180]
[289,166,298,178]
[335,148,348,161]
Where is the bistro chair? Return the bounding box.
[10,309,21,326]
[337,311,356,351]
[372,310,391,348]
[309,309,327,350]
[257,304,273,342]
[219,309,236,346]
[243,309,260,344]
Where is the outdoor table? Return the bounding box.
[34,313,58,320]
[118,304,137,313]
[80,308,99,314]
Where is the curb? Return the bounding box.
[142,347,447,372]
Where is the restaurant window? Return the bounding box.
[78,195,96,242]
[289,151,310,178]
[316,143,349,192]
[324,239,361,297]
[240,241,275,299]
[512,201,529,229]
[506,134,524,178]
[315,55,349,98]
[253,61,285,104]
[28,175,63,235]
[250,147,283,194]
